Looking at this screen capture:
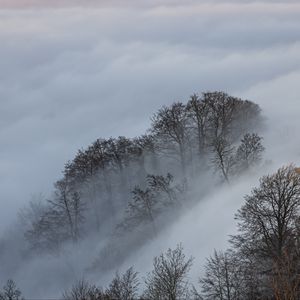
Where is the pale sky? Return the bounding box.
[1,0,300,229]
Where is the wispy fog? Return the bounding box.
[1,0,299,228]
[0,1,299,297]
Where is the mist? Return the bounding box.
[0,0,300,298]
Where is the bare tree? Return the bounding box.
[186,94,210,156]
[63,279,103,300]
[232,165,300,260]
[147,173,181,206]
[143,244,193,300]
[25,203,67,252]
[151,102,190,176]
[231,165,300,297]
[25,180,86,252]
[125,186,158,236]
[133,134,159,176]
[211,133,265,182]
[18,194,47,236]
[0,280,23,300]
[238,256,262,300]
[235,133,264,171]
[211,137,235,182]
[64,138,113,232]
[106,267,139,300]
[232,99,262,139]
[63,269,139,300]
[72,191,85,242]
[200,250,243,300]
[203,92,239,141]
[202,92,261,142]
[271,250,300,300]
[106,137,133,186]
[120,172,185,237]
[49,180,85,242]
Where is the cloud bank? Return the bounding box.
[0,1,300,296]
[0,0,299,241]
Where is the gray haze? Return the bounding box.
[1,0,299,229]
[0,0,300,296]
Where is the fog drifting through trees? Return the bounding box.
[1,0,300,297]
[0,90,299,299]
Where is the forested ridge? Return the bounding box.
[23,92,263,254]
[1,92,299,299]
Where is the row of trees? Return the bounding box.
[2,245,191,300]
[152,93,261,176]
[23,131,264,254]
[63,244,193,300]
[199,165,300,299]
[60,165,300,299]
[8,165,299,299]
[211,133,264,182]
[61,165,300,299]
[20,92,263,259]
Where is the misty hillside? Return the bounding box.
[21,92,262,258]
[1,1,300,299]
[0,92,270,296]
[0,92,300,299]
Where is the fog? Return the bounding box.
[0,0,300,297]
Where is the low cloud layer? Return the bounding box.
[0,0,300,231]
[1,0,300,9]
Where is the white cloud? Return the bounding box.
[0,1,300,296]
[0,0,299,229]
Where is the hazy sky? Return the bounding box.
[1,0,300,229]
